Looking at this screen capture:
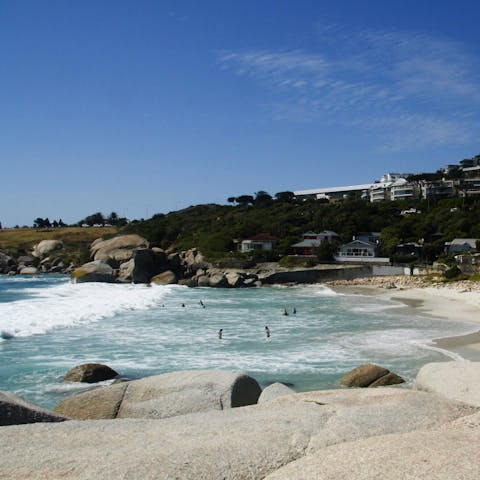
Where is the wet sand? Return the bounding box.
[330,279,480,361]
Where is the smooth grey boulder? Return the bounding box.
[258,382,295,403]
[32,239,63,258]
[71,260,116,283]
[54,370,262,421]
[0,391,67,426]
[18,266,38,274]
[117,370,262,419]
[64,363,119,383]
[0,388,475,479]
[415,361,480,407]
[55,383,128,420]
[90,234,149,263]
[151,270,178,285]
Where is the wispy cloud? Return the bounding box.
[218,26,480,151]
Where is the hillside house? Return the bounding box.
[238,233,278,253]
[291,231,340,255]
[445,238,479,254]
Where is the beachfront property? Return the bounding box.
[290,231,340,255]
[237,233,278,253]
[334,232,390,263]
[294,183,374,201]
[395,242,423,260]
[445,238,480,254]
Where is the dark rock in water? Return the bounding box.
[369,371,405,387]
[132,249,169,284]
[0,330,14,340]
[339,364,390,388]
[64,363,119,383]
[0,391,68,426]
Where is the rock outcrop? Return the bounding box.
[0,391,68,426]
[339,363,405,387]
[90,234,149,264]
[64,363,119,383]
[415,361,480,407]
[1,388,476,479]
[131,249,169,284]
[55,370,261,421]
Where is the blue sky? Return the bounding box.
[1,0,480,226]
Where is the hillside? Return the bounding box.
[124,196,480,262]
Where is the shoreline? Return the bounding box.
[328,276,480,362]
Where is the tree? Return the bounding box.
[254,191,273,205]
[83,212,105,226]
[236,195,254,205]
[274,191,295,203]
[227,197,237,204]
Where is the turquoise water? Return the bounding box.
[0,275,476,409]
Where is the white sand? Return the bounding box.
[330,278,480,359]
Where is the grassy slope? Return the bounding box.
[0,227,119,263]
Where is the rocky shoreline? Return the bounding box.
[2,362,480,479]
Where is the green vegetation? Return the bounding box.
[123,195,480,260]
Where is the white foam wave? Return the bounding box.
[0,281,174,338]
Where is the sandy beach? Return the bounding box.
[328,276,480,361]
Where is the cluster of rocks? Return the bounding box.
[0,240,74,275]
[70,234,264,287]
[1,362,480,479]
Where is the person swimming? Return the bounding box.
[181,303,185,307]
[283,308,289,316]
[293,307,296,314]
[200,300,205,308]
[265,325,270,338]
[218,328,223,339]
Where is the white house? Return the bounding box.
[238,233,278,253]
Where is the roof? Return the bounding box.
[291,239,322,248]
[341,240,377,248]
[294,183,374,196]
[244,233,279,241]
[447,238,479,247]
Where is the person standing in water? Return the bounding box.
[218,329,223,339]
[283,308,289,316]
[265,326,270,338]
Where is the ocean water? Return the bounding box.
[0,274,476,410]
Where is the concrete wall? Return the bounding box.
[262,266,372,284]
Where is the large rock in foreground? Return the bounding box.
[55,370,262,420]
[1,388,475,479]
[265,413,480,479]
[0,391,68,426]
[416,361,480,407]
[64,363,119,383]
